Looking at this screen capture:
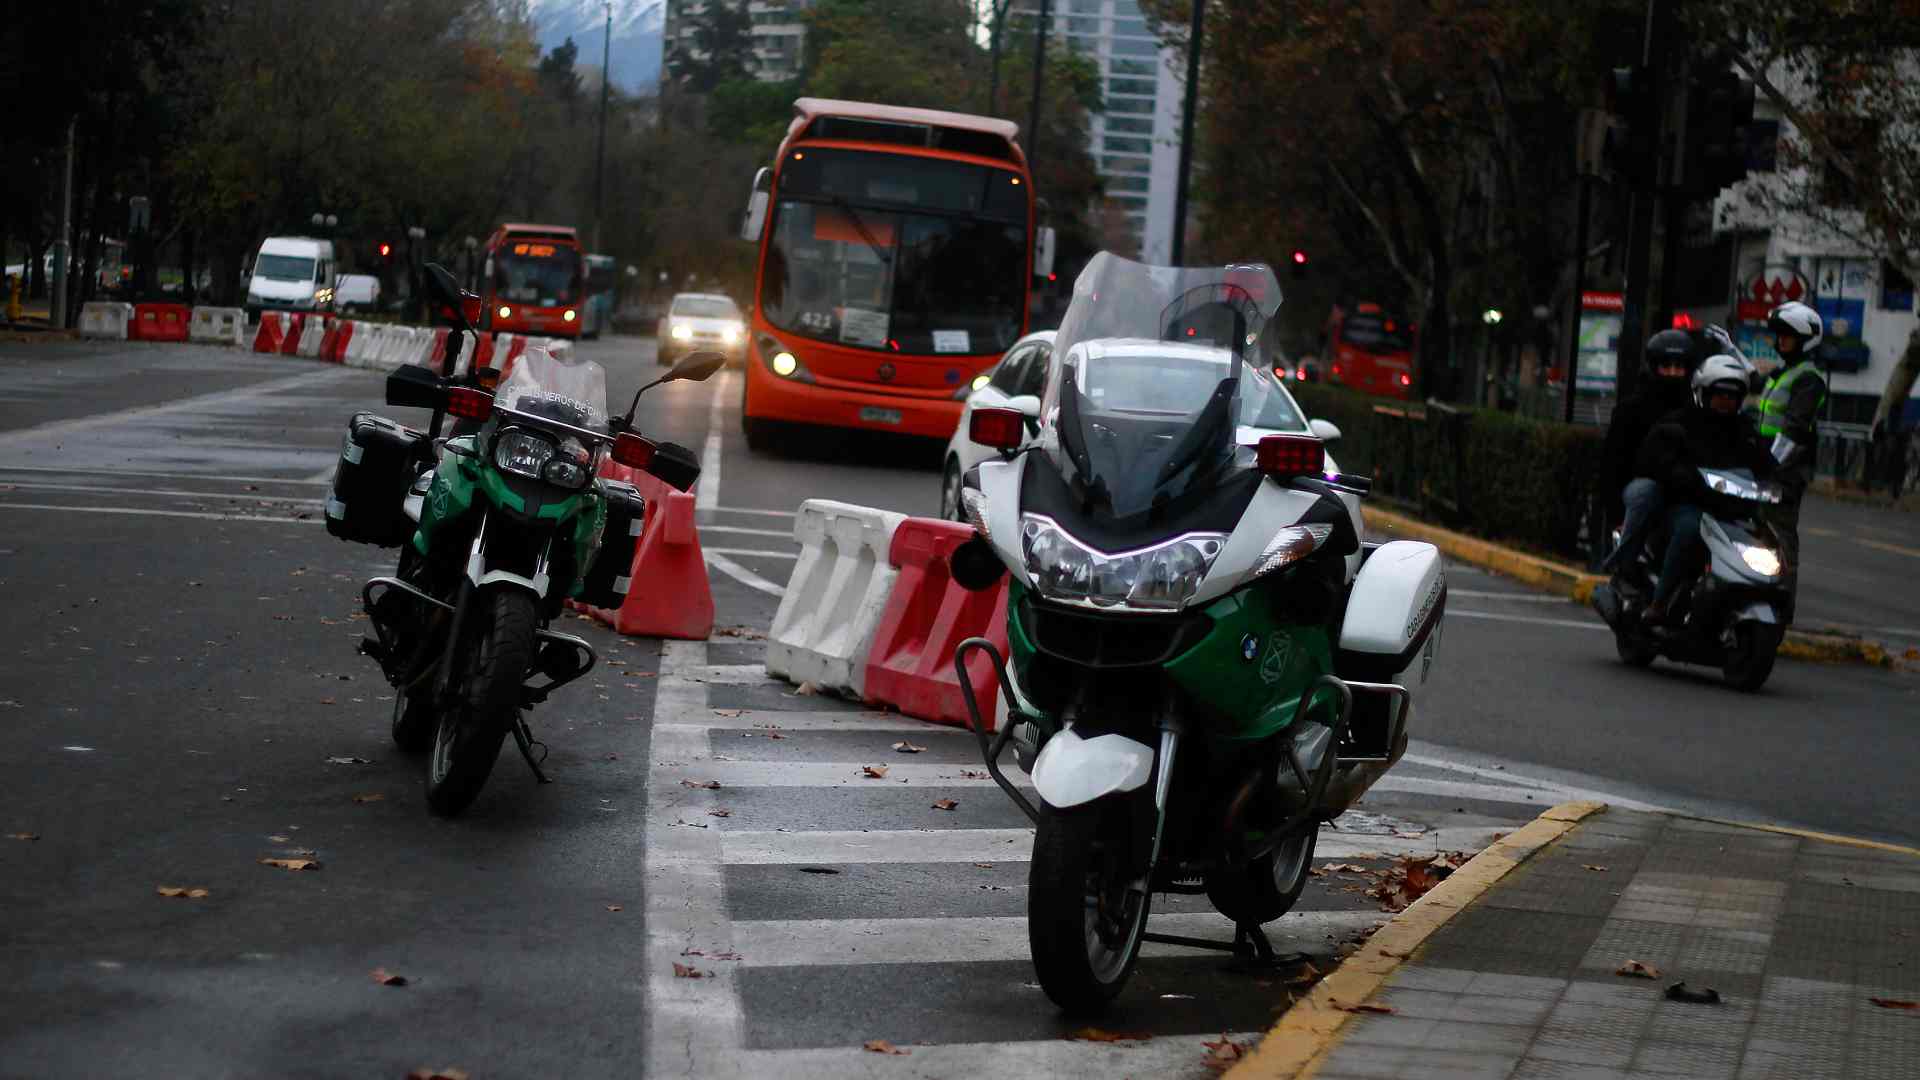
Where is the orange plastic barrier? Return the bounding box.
[279,313,307,356]
[252,312,288,353]
[319,320,352,362]
[862,517,1009,731]
[129,303,190,343]
[568,463,715,640]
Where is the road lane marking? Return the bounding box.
[657,713,935,734]
[0,464,331,486]
[706,552,787,598]
[702,525,795,539]
[1446,608,1606,632]
[1402,748,1672,813]
[1858,538,1920,559]
[718,824,1512,866]
[1447,589,1571,604]
[0,480,324,506]
[729,911,1387,968]
[705,547,798,561]
[0,502,315,525]
[696,370,727,513]
[0,369,348,447]
[708,506,796,518]
[716,1031,1265,1080]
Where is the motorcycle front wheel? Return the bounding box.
[1207,826,1318,926]
[1722,622,1783,692]
[1028,800,1149,1015]
[425,589,535,816]
[390,679,436,753]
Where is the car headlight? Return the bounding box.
[1243,524,1333,584]
[720,324,742,344]
[493,429,555,480]
[671,324,693,341]
[1020,514,1226,611]
[1739,543,1781,577]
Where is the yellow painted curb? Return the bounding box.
[1224,800,1607,1080]
[1361,505,1897,668]
[1682,816,1920,859]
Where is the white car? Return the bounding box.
[940,330,1056,520]
[657,293,747,366]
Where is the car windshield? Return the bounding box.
[674,297,738,319]
[256,254,316,282]
[494,241,580,306]
[494,346,609,435]
[760,147,1028,356]
[1039,253,1283,519]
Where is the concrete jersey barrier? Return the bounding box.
[765,500,907,697]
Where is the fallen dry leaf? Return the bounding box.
[1319,863,1374,874]
[318,697,336,705]
[1332,1000,1395,1014]
[1065,1027,1151,1042]
[370,968,408,987]
[1615,960,1662,979]
[861,765,888,779]
[792,681,821,696]
[931,798,959,811]
[405,1068,469,1080]
[680,779,722,790]
[892,741,926,754]
[6,833,37,842]
[156,886,210,899]
[671,962,710,978]
[606,904,623,912]
[708,808,732,818]
[710,950,742,961]
[765,731,786,740]
[259,857,321,871]
[960,769,988,779]
[352,793,385,804]
[713,708,748,718]
[324,755,371,765]
[1201,1034,1250,1072]
[1583,865,1610,872]
[622,670,656,678]
[1284,961,1321,986]
[267,834,291,843]
[972,862,994,868]
[1870,997,1920,1010]
[715,625,766,640]
[862,1039,909,1055]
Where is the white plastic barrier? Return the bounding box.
[189,306,247,346]
[344,323,380,367]
[79,302,133,340]
[295,315,327,358]
[765,500,907,698]
[377,327,417,370]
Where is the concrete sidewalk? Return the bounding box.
[1233,806,1920,1079]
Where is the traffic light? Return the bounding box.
[378,242,392,260]
[1601,65,1655,187]
[1290,250,1308,280]
[1681,69,1755,195]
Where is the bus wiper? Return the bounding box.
[829,196,893,263]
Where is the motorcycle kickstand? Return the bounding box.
[510,713,553,784]
[1230,923,1308,972]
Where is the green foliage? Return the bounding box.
[1292,383,1603,558]
[709,78,801,148]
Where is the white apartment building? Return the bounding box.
[1012,0,1183,263]
[662,1,809,85]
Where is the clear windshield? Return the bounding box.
[495,347,610,435]
[494,243,581,306]
[760,148,1028,355]
[256,254,316,282]
[673,297,740,319]
[1040,253,1283,519]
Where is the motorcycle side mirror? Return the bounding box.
[386,363,447,410]
[644,440,702,492]
[1309,418,1343,443]
[423,262,473,333]
[950,534,1007,592]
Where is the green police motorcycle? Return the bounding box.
[327,264,719,816]
[949,254,1447,1013]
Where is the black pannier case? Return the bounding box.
[578,479,646,609]
[325,412,428,546]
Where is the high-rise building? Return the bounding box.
[662,1,810,86]
[1011,0,1183,263]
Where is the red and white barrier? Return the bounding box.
[253,312,291,353]
[318,319,352,362]
[294,314,327,358]
[79,302,134,339]
[862,518,1010,731]
[568,463,715,640]
[765,501,907,698]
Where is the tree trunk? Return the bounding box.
[1873,325,1920,432]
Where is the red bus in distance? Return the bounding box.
[481,224,585,339]
[1325,302,1416,400]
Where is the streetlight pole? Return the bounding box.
[1026,0,1050,176]
[595,1,612,251]
[1170,0,1204,265]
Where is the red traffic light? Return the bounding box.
[1291,250,1308,265]
[378,243,392,258]
[1672,312,1697,330]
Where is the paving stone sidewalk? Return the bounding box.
[1314,810,1920,1079]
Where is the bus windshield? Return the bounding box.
[494,241,580,306]
[1340,312,1411,353]
[760,148,1028,356]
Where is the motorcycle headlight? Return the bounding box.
[1020,514,1226,612]
[1244,524,1334,583]
[493,429,555,480]
[1738,543,1781,577]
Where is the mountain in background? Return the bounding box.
[526,0,665,92]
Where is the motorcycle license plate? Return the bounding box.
[859,406,903,426]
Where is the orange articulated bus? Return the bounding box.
[735,98,1054,448]
[482,224,585,339]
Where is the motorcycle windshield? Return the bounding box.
[1039,253,1283,520]
[495,347,610,435]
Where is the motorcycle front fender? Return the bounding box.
[1732,601,1780,625]
[1030,725,1154,810]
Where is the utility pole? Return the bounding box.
[595,2,612,252]
[1026,0,1050,176]
[1616,0,1675,405]
[1170,0,1203,265]
[50,117,75,329]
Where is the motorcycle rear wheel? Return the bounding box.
[1615,632,1659,668]
[1028,800,1149,1016]
[1206,826,1318,926]
[425,590,534,816]
[1722,622,1783,692]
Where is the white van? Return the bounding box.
[334,273,381,313]
[246,236,337,317]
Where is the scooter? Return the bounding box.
[1591,467,1789,691]
[947,253,1446,1014]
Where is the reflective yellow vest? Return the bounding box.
[1757,359,1825,438]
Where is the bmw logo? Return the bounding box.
[1241,634,1260,662]
[877,362,897,382]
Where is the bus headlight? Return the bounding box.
[498,305,512,319]
[771,351,798,377]
[671,324,693,341]
[562,309,577,323]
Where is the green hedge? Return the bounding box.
[1292,384,1605,560]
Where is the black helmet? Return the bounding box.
[1644,329,1698,381]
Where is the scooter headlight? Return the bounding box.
[1020,514,1226,612]
[493,429,555,480]
[1738,543,1781,578]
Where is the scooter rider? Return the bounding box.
[1754,300,1826,622]
[1634,354,1776,625]
[1599,329,1703,582]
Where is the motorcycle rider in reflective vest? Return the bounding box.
[1753,301,1826,622]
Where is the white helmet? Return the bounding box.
[1767,300,1822,351]
[1691,353,1751,408]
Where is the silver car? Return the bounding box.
[657,293,747,365]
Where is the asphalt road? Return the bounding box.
[1,334,1915,1079]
